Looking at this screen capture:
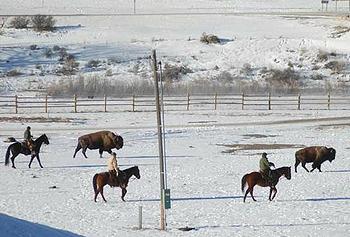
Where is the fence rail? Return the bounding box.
[1,93,350,114]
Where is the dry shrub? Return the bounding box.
[324,60,345,74]
[31,15,56,32]
[10,16,29,29]
[265,68,301,93]
[162,63,192,82]
[200,33,220,44]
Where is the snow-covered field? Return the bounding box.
[0,109,350,236]
[1,0,350,95]
[1,1,350,236]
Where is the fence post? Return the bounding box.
[268,92,271,110]
[104,95,107,112]
[74,94,77,113]
[214,92,217,110]
[327,92,331,110]
[15,95,18,114]
[297,94,301,110]
[187,93,190,111]
[132,95,135,112]
[241,93,245,110]
[45,95,48,113]
[138,205,143,230]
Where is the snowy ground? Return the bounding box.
[0,109,350,236]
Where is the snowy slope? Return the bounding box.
[1,0,350,95]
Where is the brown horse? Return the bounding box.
[241,166,291,202]
[93,166,140,202]
[73,131,123,158]
[295,146,336,173]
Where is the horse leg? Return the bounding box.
[73,144,82,158]
[99,148,103,158]
[36,154,44,168]
[100,187,107,202]
[10,151,20,169]
[294,159,301,173]
[269,187,273,201]
[243,188,250,203]
[249,187,257,202]
[301,162,309,172]
[28,155,35,168]
[271,187,278,200]
[94,189,99,202]
[121,188,127,202]
[11,155,17,169]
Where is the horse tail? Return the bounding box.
[5,144,12,166]
[93,174,98,194]
[241,174,248,193]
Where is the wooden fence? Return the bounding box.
[1,93,350,114]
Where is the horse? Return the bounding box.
[5,134,50,169]
[73,131,123,158]
[241,166,291,202]
[93,166,140,202]
[295,146,336,173]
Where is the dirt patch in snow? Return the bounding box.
[0,116,85,123]
[220,143,305,153]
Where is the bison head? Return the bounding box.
[327,147,336,162]
[114,135,124,150]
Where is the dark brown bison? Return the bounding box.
[73,131,123,158]
[295,146,336,173]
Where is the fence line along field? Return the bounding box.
[1,93,350,114]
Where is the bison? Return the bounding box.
[294,146,336,173]
[73,131,123,158]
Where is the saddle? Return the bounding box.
[260,170,275,186]
[109,170,126,188]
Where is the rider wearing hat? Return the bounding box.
[24,126,35,152]
[107,152,120,185]
[259,152,275,186]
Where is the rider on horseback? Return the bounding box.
[259,152,275,186]
[24,126,35,153]
[107,152,120,185]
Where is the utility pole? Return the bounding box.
[152,50,166,230]
[134,0,136,14]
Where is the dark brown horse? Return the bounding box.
[295,146,336,173]
[73,131,123,158]
[241,166,291,202]
[93,166,140,202]
[5,134,50,169]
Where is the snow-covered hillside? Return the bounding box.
[1,0,350,95]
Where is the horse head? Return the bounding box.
[42,134,50,145]
[113,135,123,150]
[284,166,292,180]
[133,166,140,179]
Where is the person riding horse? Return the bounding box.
[107,152,124,186]
[259,152,275,186]
[24,126,35,153]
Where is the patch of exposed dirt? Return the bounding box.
[316,123,350,130]
[242,134,278,139]
[219,143,305,153]
[0,116,85,123]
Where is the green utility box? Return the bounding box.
[162,189,171,209]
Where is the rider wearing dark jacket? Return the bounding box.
[259,152,275,185]
[24,126,34,152]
